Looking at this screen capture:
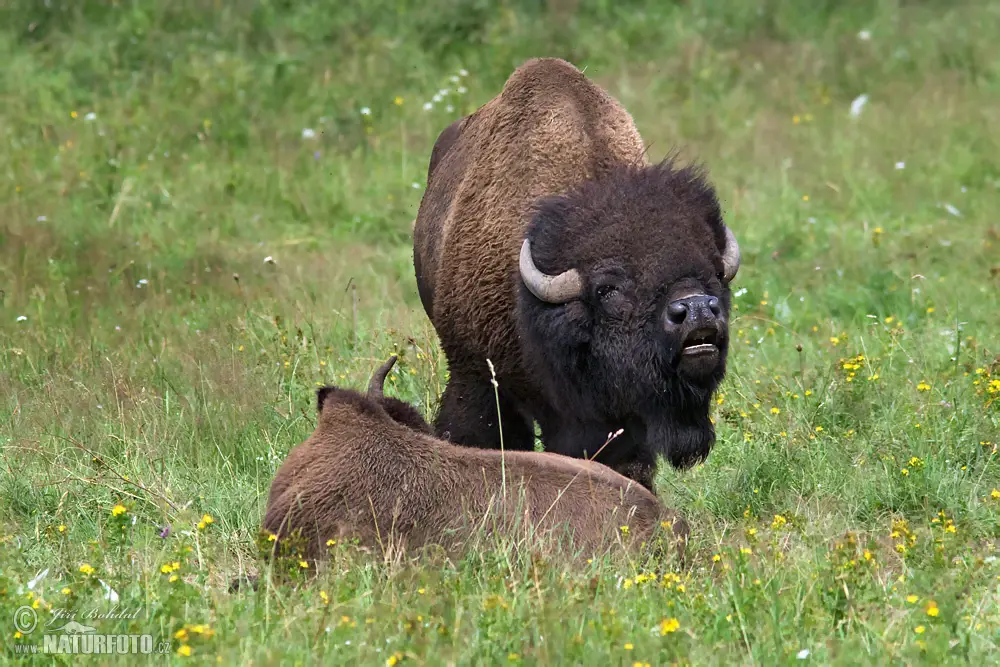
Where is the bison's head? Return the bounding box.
[516,158,740,468]
[314,356,433,434]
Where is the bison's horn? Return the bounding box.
[721,226,741,283]
[519,239,584,304]
[367,355,398,399]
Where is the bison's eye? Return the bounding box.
[596,285,618,301]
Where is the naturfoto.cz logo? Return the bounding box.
[11,605,171,656]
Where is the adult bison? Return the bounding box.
[412,58,741,491]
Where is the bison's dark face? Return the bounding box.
[516,159,740,468]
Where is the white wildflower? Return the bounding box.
[27,568,49,590]
[849,94,869,118]
[301,128,317,139]
[98,579,119,603]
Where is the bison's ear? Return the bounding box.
[427,117,464,181]
[316,386,338,414]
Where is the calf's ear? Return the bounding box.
[316,386,338,413]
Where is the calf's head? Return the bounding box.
[316,355,434,434]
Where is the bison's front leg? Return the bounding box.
[613,459,656,493]
[434,366,536,452]
[537,415,657,492]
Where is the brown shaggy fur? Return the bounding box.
[413,58,645,376]
[261,357,688,564]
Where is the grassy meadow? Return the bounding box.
[2,0,999,663]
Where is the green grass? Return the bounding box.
[2,0,999,663]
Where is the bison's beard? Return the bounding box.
[641,401,716,469]
[524,333,723,471]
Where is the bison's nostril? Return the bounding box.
[666,301,688,325]
[666,294,721,329]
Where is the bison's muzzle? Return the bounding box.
[665,293,726,377]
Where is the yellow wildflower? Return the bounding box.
[658,617,680,635]
[79,563,95,575]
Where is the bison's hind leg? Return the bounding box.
[434,367,535,452]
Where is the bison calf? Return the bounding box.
[262,356,688,564]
